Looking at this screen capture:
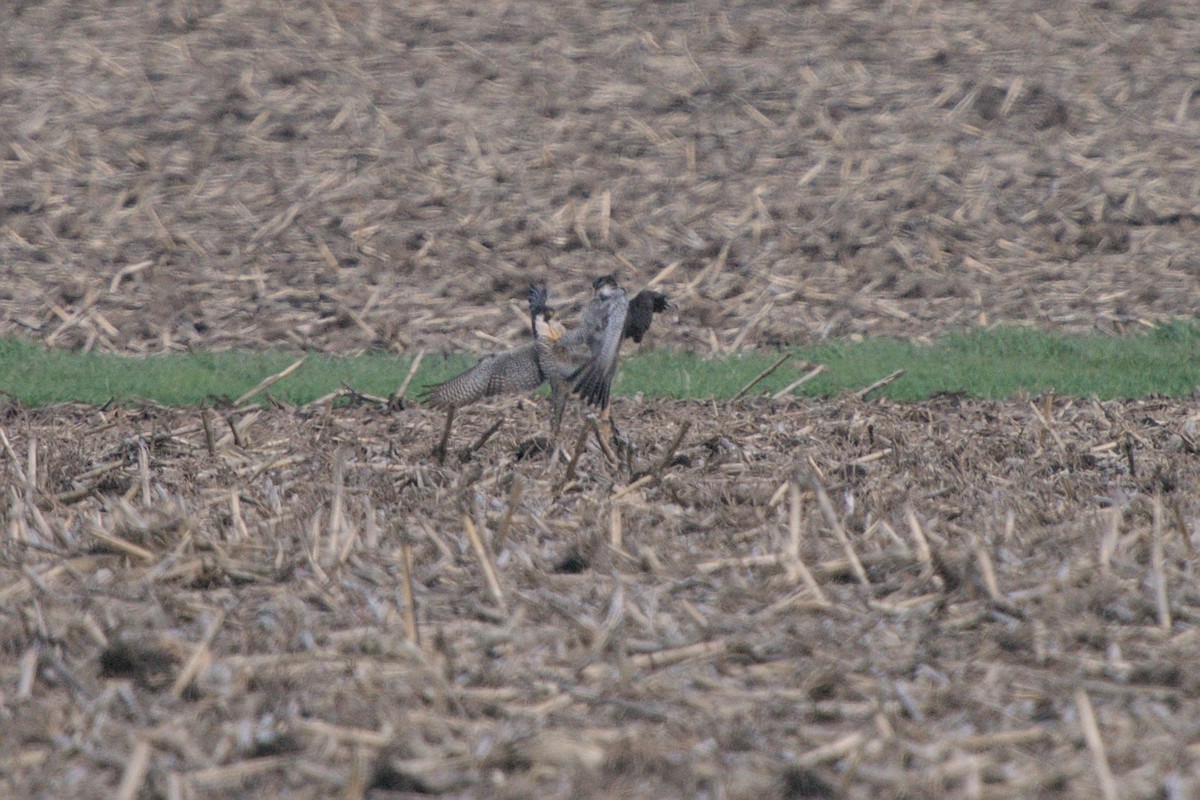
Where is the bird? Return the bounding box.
[423,291,567,463]
[623,286,671,344]
[570,274,671,436]
[422,276,669,462]
[525,283,595,445]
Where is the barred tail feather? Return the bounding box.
[572,358,614,408]
[424,370,477,409]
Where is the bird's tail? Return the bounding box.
[571,358,614,409]
[526,284,551,315]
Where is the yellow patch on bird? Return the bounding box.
[535,314,566,342]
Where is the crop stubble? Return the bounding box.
[3,395,1200,797]
[3,1,1200,797]
[1,1,1199,353]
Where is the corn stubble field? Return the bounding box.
[3,0,1200,798]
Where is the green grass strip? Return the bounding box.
[1,322,1198,408]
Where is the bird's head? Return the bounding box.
[527,285,564,342]
[592,273,620,298]
[532,307,565,342]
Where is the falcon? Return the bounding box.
[570,274,671,426]
[422,275,669,461]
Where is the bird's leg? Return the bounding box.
[614,410,633,448]
[599,405,628,441]
[550,384,570,463]
[435,407,455,466]
[592,405,618,464]
[597,404,611,436]
[606,405,631,452]
[550,383,566,441]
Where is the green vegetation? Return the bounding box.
[1,323,1198,408]
[622,321,1200,401]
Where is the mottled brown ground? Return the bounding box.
[3,396,1200,798]
[1,0,1199,355]
[3,1,1200,799]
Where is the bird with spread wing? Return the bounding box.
[424,289,563,462]
[423,275,669,462]
[569,274,671,439]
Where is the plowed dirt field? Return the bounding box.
[3,1,1200,798]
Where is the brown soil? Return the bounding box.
[1,1,1199,355]
[3,2,1200,798]
[4,396,1200,798]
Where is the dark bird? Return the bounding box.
[624,288,671,343]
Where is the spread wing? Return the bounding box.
[424,343,545,408]
[571,289,628,408]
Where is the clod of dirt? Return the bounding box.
[98,640,178,690]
